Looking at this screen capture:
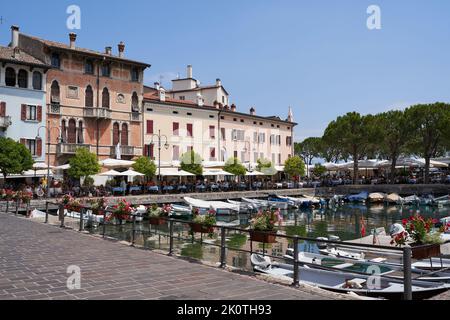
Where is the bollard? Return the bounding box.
[45,201,49,224]
[102,210,107,238]
[59,204,65,228]
[79,207,84,231]
[220,227,226,268]
[168,219,174,256]
[15,199,19,216]
[131,214,136,246]
[292,236,300,287]
[403,245,413,300]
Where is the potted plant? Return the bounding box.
[3,189,15,212]
[190,208,216,236]
[90,197,107,215]
[391,215,443,259]
[249,209,283,243]
[109,199,132,225]
[61,194,72,209]
[67,198,82,213]
[147,204,170,225]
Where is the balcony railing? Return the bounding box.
[83,108,112,119]
[130,112,141,122]
[48,104,61,115]
[0,116,12,129]
[110,145,135,157]
[57,143,90,155]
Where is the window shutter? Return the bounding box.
[147,120,153,134]
[21,104,27,120]
[37,105,42,122]
[173,122,179,135]
[0,102,5,117]
[20,138,26,145]
[36,138,42,157]
[187,124,193,137]
[150,144,154,159]
[144,144,149,157]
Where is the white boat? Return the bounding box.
[385,193,401,204]
[319,247,366,260]
[242,197,270,209]
[280,195,321,208]
[170,204,192,218]
[29,209,46,219]
[433,195,450,207]
[183,197,239,215]
[251,254,449,299]
[398,195,420,205]
[227,199,258,213]
[369,193,386,203]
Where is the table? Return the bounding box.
[148,186,159,192]
[129,186,142,194]
[112,187,125,194]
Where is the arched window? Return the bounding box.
[61,120,67,143]
[5,68,16,87]
[67,119,76,144]
[102,88,110,109]
[113,123,120,146]
[121,123,128,146]
[32,71,42,90]
[51,81,60,104]
[77,121,84,144]
[18,69,28,88]
[131,92,139,112]
[85,85,93,108]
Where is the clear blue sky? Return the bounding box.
[2,0,450,141]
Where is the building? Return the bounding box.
[143,66,296,169]
[0,26,50,163]
[15,26,150,167]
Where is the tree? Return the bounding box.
[0,137,33,184]
[375,110,412,184]
[295,137,322,166]
[323,112,375,184]
[180,150,203,176]
[68,148,100,181]
[312,164,327,177]
[224,157,247,176]
[256,158,277,175]
[132,156,156,180]
[405,103,450,183]
[284,156,306,179]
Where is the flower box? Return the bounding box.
[190,223,214,234]
[149,217,165,226]
[411,243,441,260]
[249,230,277,243]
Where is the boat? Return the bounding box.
[242,197,270,210]
[29,209,46,219]
[419,195,435,206]
[385,193,401,204]
[227,199,258,213]
[251,254,449,299]
[369,193,386,203]
[433,195,450,207]
[183,197,239,215]
[267,195,291,210]
[170,204,193,218]
[319,247,366,260]
[398,195,420,206]
[345,192,369,203]
[281,195,322,208]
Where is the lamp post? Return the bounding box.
[243,141,252,190]
[36,125,62,199]
[150,129,169,194]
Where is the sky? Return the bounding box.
[1,0,450,141]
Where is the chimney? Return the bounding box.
[216,78,222,87]
[69,32,77,49]
[197,93,204,107]
[154,82,160,90]
[187,65,193,78]
[230,104,236,112]
[118,41,125,58]
[159,87,166,102]
[11,25,19,48]
[213,100,220,109]
[250,107,256,115]
[105,46,112,55]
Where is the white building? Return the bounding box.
[0,27,50,162]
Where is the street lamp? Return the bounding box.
[243,140,252,190]
[150,129,169,194]
[36,125,62,199]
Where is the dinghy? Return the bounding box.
[183,197,239,215]
[398,195,420,206]
[385,193,401,204]
[242,197,270,210]
[251,254,448,299]
[267,195,296,210]
[170,204,193,218]
[227,199,258,213]
[369,193,386,203]
[345,192,369,203]
[419,195,434,206]
[433,195,450,207]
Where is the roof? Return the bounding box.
[0,46,49,68]
[19,34,151,68]
[167,83,229,96]
[143,91,297,126]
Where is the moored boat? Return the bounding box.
[369,193,386,203]
[345,192,369,203]
[385,193,401,204]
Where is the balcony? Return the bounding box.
[57,143,90,155]
[48,104,61,115]
[130,112,141,122]
[110,145,135,157]
[83,108,112,119]
[0,116,12,129]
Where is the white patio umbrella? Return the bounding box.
[33,162,54,170]
[54,164,70,170]
[322,162,340,171]
[203,169,235,176]
[99,169,123,176]
[121,169,145,177]
[245,171,265,176]
[158,168,195,176]
[100,158,135,168]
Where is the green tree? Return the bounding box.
[224,157,247,176]
[132,156,156,180]
[323,112,375,184]
[284,156,306,178]
[68,148,100,181]
[295,137,322,166]
[180,150,203,176]
[404,103,450,183]
[312,164,327,177]
[0,137,33,184]
[256,158,277,175]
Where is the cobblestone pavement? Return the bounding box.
[0,214,349,300]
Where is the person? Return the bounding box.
[120,179,127,196]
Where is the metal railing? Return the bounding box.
[48,103,61,115]
[83,107,112,119]
[56,143,90,155]
[110,145,135,156]
[0,116,12,128]
[130,112,141,122]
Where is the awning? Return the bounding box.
[100,158,135,168]
[157,168,195,176]
[99,170,123,176]
[202,161,225,168]
[202,169,234,176]
[33,162,54,170]
[2,169,54,179]
[245,171,265,176]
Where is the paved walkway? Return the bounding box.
[0,214,347,300]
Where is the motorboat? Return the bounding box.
[398,195,420,206]
[319,247,366,260]
[227,199,258,213]
[385,193,401,204]
[268,194,299,209]
[251,254,448,299]
[183,197,239,215]
[280,195,322,208]
[170,204,193,219]
[369,193,386,203]
[433,195,450,207]
[345,192,369,203]
[419,195,435,206]
[241,197,270,210]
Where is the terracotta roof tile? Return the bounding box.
[0,46,49,68]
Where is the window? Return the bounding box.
[179,96,185,101]
[210,148,216,161]
[233,118,237,122]
[173,111,179,115]
[272,153,276,165]
[253,132,257,142]
[234,151,238,158]
[187,146,193,153]
[5,68,16,87]
[187,112,192,116]
[101,64,110,77]
[232,129,245,141]
[121,123,128,146]
[102,88,110,108]
[144,144,154,159]
[187,124,193,137]
[131,67,139,82]
[113,123,120,146]
[278,154,281,165]
[173,145,180,161]
[26,139,36,156]
[277,135,281,145]
[240,119,244,123]
[209,126,215,139]
[146,120,154,135]
[77,121,84,144]
[26,105,37,121]
[32,72,42,90]
[209,115,214,119]
[51,81,60,104]
[258,133,265,143]
[241,151,246,162]
[254,152,258,162]
[18,69,28,88]
[51,53,60,68]
[68,119,76,144]
[67,86,79,99]
[222,96,225,104]
[221,128,226,141]
[131,92,139,112]
[173,122,179,136]
[61,120,67,143]
[85,60,94,74]
[85,86,93,108]
[220,116,225,120]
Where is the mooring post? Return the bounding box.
[102,210,107,238]
[131,214,136,246]
[168,219,174,256]
[403,245,413,300]
[45,201,49,224]
[59,204,65,228]
[79,207,84,232]
[292,236,300,287]
[220,227,226,268]
[15,198,19,216]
